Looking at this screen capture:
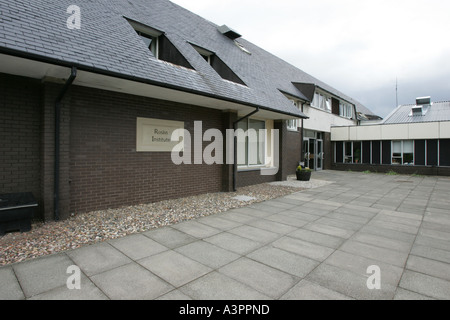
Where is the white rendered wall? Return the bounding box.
[331,121,450,141]
[302,106,355,133]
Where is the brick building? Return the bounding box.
[0,0,376,221]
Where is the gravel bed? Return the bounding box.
[0,183,303,266]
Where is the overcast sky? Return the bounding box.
[171,0,450,118]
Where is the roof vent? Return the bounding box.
[218,25,241,40]
[416,96,431,106]
[410,96,431,117]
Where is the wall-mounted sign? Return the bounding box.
[136,117,184,152]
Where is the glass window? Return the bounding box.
[137,31,158,57]
[353,141,362,163]
[287,100,299,130]
[392,140,414,165]
[345,142,353,163]
[237,119,266,166]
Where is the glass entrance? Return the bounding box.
[317,139,323,170]
[303,134,324,171]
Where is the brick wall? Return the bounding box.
[0,73,41,217]
[1,73,295,221]
[67,85,224,215]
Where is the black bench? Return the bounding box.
[0,193,38,236]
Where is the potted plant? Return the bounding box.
[296,166,312,181]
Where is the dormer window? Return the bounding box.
[339,102,353,119]
[312,91,331,112]
[287,99,301,131]
[128,19,193,69]
[136,31,159,58]
[191,44,246,86]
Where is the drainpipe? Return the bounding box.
[232,107,260,192]
[301,103,305,165]
[54,67,77,221]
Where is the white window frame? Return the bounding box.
[287,99,300,131]
[392,140,414,165]
[339,102,353,119]
[237,118,267,168]
[311,91,332,113]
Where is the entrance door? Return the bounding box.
[309,139,316,170]
[316,139,323,171]
[303,137,323,171]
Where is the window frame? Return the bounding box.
[391,140,414,165]
[236,118,267,169]
[287,99,300,131]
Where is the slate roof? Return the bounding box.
[0,0,376,118]
[382,101,450,124]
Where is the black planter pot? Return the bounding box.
[296,171,311,181]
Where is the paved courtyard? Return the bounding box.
[1,170,449,300]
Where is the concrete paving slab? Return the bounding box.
[143,226,197,249]
[306,263,397,300]
[228,225,280,243]
[273,236,334,262]
[373,214,422,228]
[138,251,212,287]
[281,279,353,300]
[108,234,168,260]
[406,255,450,282]
[410,244,450,264]
[419,228,450,242]
[248,202,290,214]
[359,225,416,243]
[264,214,309,228]
[315,217,364,231]
[325,250,404,287]
[0,266,25,300]
[156,289,193,300]
[67,242,132,277]
[262,200,298,210]
[208,230,263,254]
[393,288,435,300]
[339,240,409,268]
[399,270,450,300]
[304,223,355,239]
[352,232,412,253]
[171,220,221,239]
[326,212,371,225]
[271,197,305,206]
[231,207,275,217]
[174,241,240,269]
[247,246,319,278]
[219,257,298,299]
[421,221,450,233]
[246,219,297,235]
[13,253,79,298]
[196,216,241,231]
[279,210,321,222]
[28,281,108,300]
[219,211,257,224]
[287,228,345,249]
[91,262,173,300]
[179,271,271,300]
[367,220,419,235]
